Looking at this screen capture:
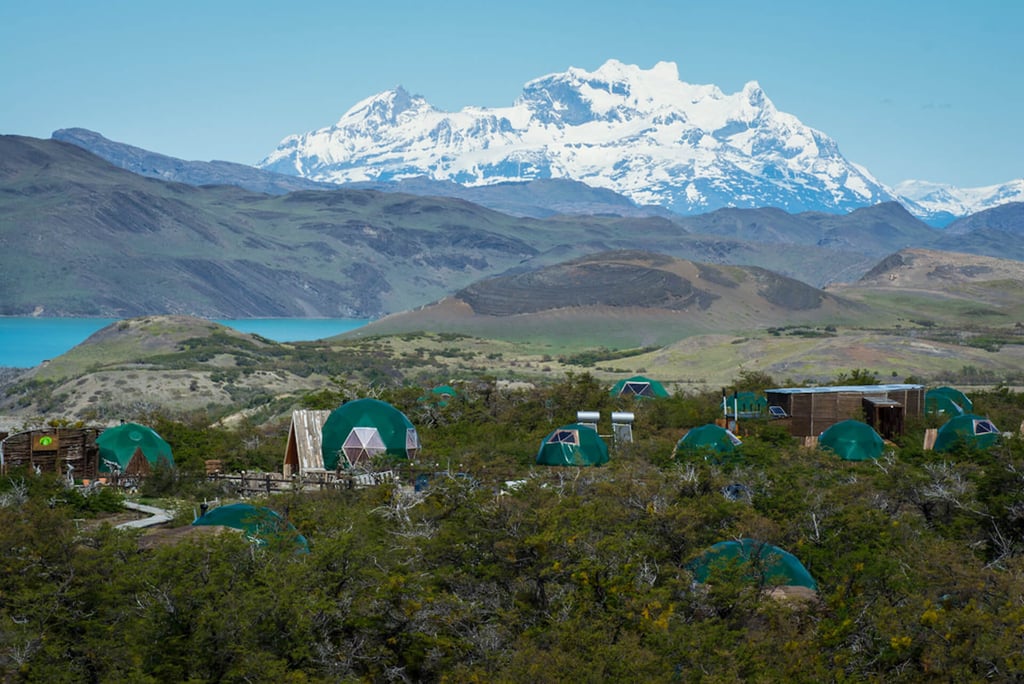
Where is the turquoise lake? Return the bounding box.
[0,318,370,369]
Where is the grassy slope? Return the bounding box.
[29,316,252,380]
[608,330,1024,390]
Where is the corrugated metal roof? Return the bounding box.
[863,397,903,407]
[286,410,331,475]
[766,384,923,395]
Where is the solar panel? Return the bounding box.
[768,405,788,417]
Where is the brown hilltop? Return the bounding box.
[457,251,718,315]
[456,250,847,315]
[853,248,1024,290]
[830,248,1024,316]
[349,251,864,346]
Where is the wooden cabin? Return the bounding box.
[282,409,331,478]
[0,427,102,479]
[765,384,924,439]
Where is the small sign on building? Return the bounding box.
[32,432,59,451]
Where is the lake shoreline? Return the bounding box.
[0,317,370,369]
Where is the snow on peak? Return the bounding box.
[337,86,434,126]
[741,81,771,110]
[895,178,1024,216]
[588,59,682,90]
[258,60,899,214]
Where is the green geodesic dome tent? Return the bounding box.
[320,398,420,470]
[926,386,972,418]
[419,384,457,407]
[610,375,669,399]
[536,423,609,467]
[934,414,1000,453]
[926,391,965,418]
[689,538,817,590]
[818,420,885,461]
[723,391,768,417]
[432,385,456,401]
[192,503,308,553]
[675,424,742,460]
[97,422,173,474]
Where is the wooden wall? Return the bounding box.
[1,428,101,479]
[767,387,925,438]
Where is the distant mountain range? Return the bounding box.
[895,179,1024,222]
[53,125,1023,228]
[255,60,1024,223]
[3,133,1023,320]
[50,127,676,220]
[257,60,896,217]
[50,60,1024,225]
[51,128,336,195]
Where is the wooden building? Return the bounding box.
[765,384,925,439]
[282,409,331,478]
[0,427,102,479]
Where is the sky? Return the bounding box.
[2,0,1021,189]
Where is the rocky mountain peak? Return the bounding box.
[257,61,895,215]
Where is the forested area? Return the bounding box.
[3,373,1024,682]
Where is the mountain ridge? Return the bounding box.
[3,134,1020,320]
[51,127,336,195]
[48,120,1021,226]
[51,128,674,219]
[254,59,1024,222]
[258,60,898,216]
[896,179,1024,219]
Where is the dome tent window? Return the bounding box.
[973,418,998,434]
[610,375,669,399]
[548,429,580,445]
[624,382,653,396]
[341,427,388,467]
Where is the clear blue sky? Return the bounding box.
[2,0,1020,188]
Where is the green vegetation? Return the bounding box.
[766,325,838,338]
[833,368,881,385]
[4,374,1024,681]
[908,325,1024,352]
[559,346,660,367]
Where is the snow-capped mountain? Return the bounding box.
[895,179,1024,218]
[258,60,900,215]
